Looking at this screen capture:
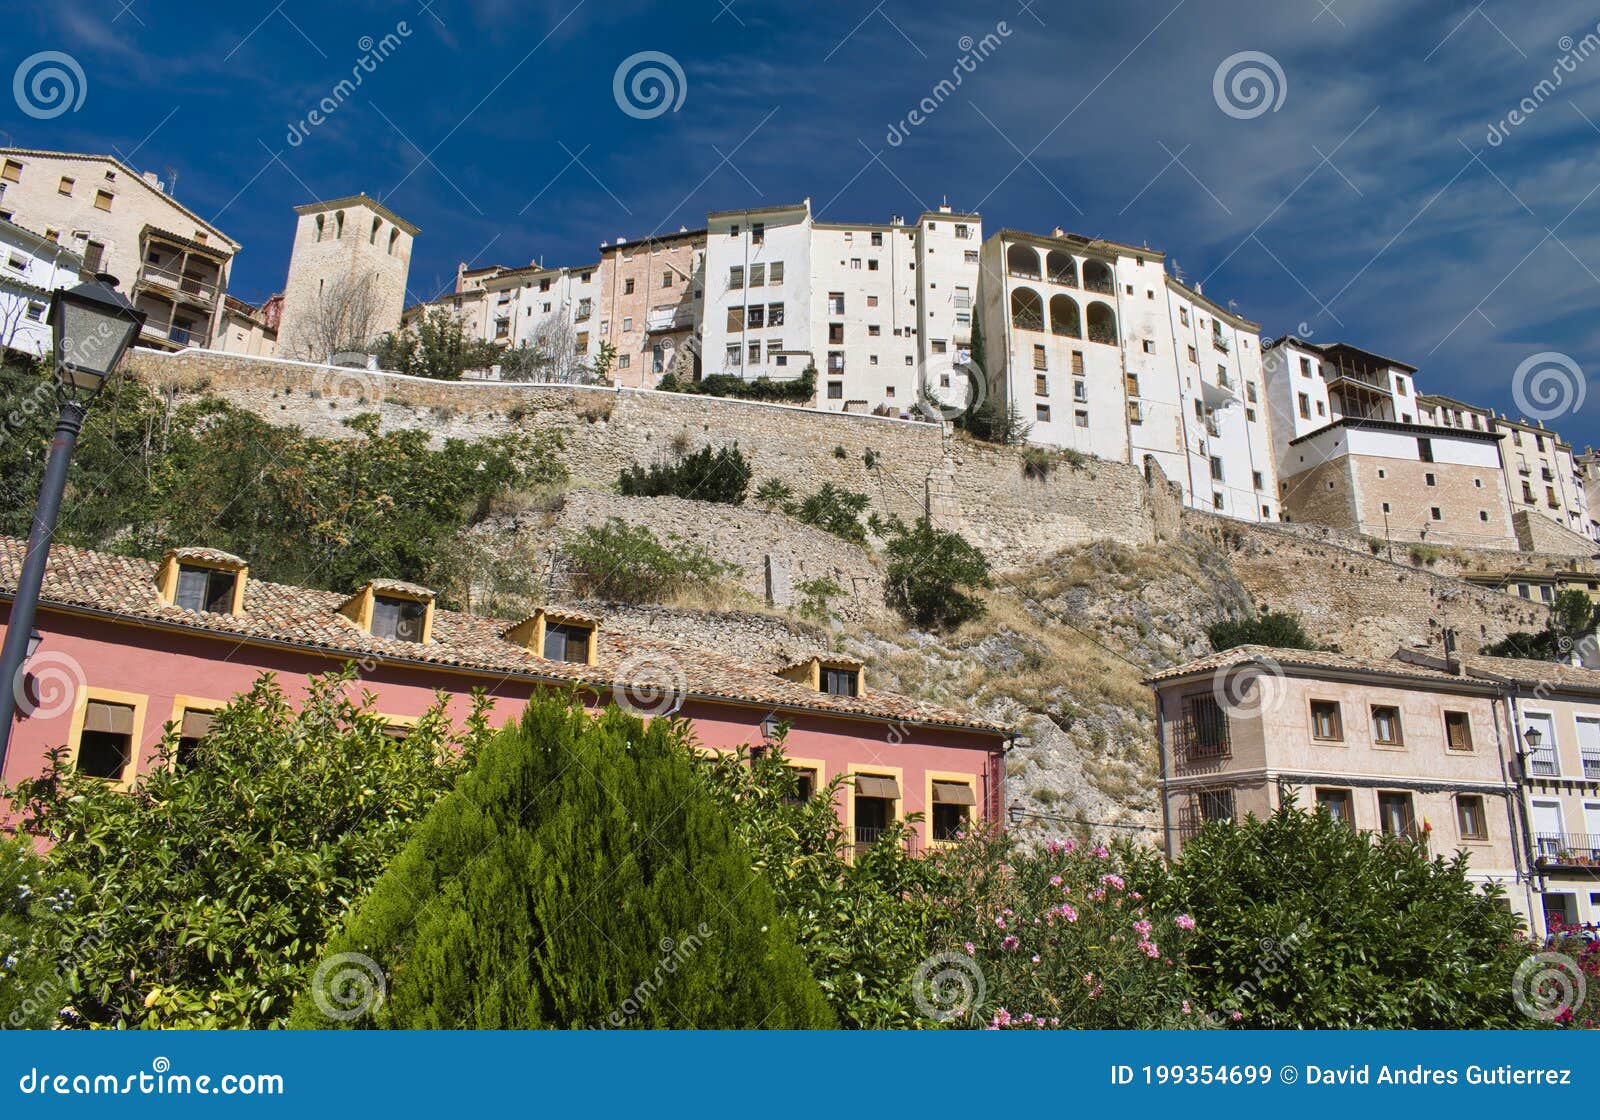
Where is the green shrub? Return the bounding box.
[792,483,871,544]
[754,478,794,510]
[880,517,992,630]
[618,443,752,505]
[1156,796,1527,1028]
[292,697,834,1028]
[5,670,491,1028]
[1206,610,1320,652]
[1482,590,1597,662]
[794,575,843,625]
[563,518,731,601]
[0,837,83,1029]
[1021,447,1052,480]
[657,369,816,403]
[699,744,944,1028]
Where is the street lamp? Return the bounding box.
[1007,802,1026,826]
[0,276,143,771]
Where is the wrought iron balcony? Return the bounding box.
[1534,834,1600,868]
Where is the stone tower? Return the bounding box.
[275,194,418,360]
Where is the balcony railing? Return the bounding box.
[1213,334,1230,353]
[1534,834,1600,867]
[137,263,220,306]
[1527,746,1560,777]
[140,318,208,347]
[852,826,925,857]
[1583,750,1600,780]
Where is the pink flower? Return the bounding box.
[991,1008,1013,1028]
[1100,873,1125,890]
[1139,940,1160,959]
[1181,1000,1192,1014]
[1001,935,1020,951]
[1045,839,1065,854]
[1175,914,1196,931]
[1230,1011,1243,1022]
[1089,888,1107,902]
[1091,844,1109,859]
[1134,918,1153,938]
[1058,903,1079,923]
[995,915,1007,929]
[1049,1017,1060,1027]
[963,941,976,955]
[1062,839,1077,854]
[1021,1012,1035,1023]
[1048,875,1063,887]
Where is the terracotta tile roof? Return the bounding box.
[367,578,435,599]
[1144,644,1481,688]
[1458,653,1600,694]
[168,546,246,568]
[0,538,1008,736]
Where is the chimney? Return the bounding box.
[938,204,952,214]
[1195,281,1204,296]
[1442,628,1464,675]
[142,170,165,193]
[1052,226,1065,238]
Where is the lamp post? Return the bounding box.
[0,275,143,772]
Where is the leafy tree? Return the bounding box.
[374,309,505,380]
[698,743,946,1028]
[563,518,730,602]
[0,367,566,607]
[1482,590,1598,661]
[1155,796,1527,1028]
[880,516,992,629]
[591,340,619,383]
[618,443,752,505]
[792,482,871,544]
[1207,610,1321,652]
[291,697,834,1028]
[5,670,492,1028]
[960,397,1031,445]
[0,837,83,1029]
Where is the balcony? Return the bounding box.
[1584,750,1600,780]
[136,262,220,308]
[852,826,925,858]
[1171,697,1230,773]
[1527,745,1560,777]
[1213,334,1230,353]
[1534,834,1600,869]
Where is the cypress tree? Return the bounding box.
[291,695,834,1028]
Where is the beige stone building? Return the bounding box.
[215,294,280,358]
[594,229,705,387]
[0,148,240,350]
[1149,645,1530,923]
[275,194,417,361]
[1492,416,1591,543]
[1397,651,1600,935]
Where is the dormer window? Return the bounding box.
[372,595,428,642]
[502,608,599,666]
[341,580,436,643]
[544,622,591,663]
[157,548,247,616]
[821,666,859,696]
[779,656,865,697]
[175,565,237,614]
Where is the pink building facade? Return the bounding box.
[0,539,1009,851]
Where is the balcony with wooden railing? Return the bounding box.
[135,261,221,308]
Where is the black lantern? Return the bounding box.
[49,274,145,397]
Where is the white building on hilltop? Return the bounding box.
[977,228,1277,521]
[700,198,982,414]
[0,217,82,358]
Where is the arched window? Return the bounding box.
[1007,243,1041,281]
[335,210,345,239]
[1046,250,1077,287]
[1083,259,1114,294]
[1010,288,1045,332]
[388,228,400,255]
[314,215,325,242]
[1086,301,1118,344]
[1049,295,1082,338]
[370,217,381,244]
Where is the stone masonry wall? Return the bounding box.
[1513,509,1598,557]
[125,348,1157,565]
[1184,511,1549,657]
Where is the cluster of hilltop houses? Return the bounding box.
[3,145,1595,552]
[3,145,1600,938]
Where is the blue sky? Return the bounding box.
[9,0,1600,447]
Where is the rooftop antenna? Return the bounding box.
[164,166,179,198]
